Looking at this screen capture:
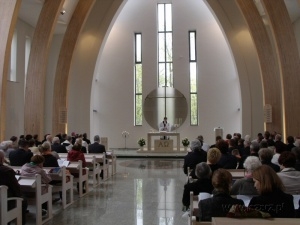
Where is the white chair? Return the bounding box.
[107,151,117,176]
[19,174,53,224]
[67,160,89,197]
[85,156,101,187]
[48,166,74,209]
[0,185,23,225]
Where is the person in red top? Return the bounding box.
[67,143,87,193]
[67,143,86,167]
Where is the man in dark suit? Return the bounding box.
[89,135,106,153]
[51,137,68,153]
[9,139,33,166]
[89,135,106,179]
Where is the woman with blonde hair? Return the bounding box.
[206,148,222,173]
[249,165,294,217]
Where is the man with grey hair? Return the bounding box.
[88,135,106,153]
[183,139,207,175]
[230,156,262,195]
[182,162,213,209]
[52,136,67,153]
[258,148,280,172]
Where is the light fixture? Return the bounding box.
[60,10,66,15]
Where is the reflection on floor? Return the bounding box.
[26,158,187,225]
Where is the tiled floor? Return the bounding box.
[26,158,187,225]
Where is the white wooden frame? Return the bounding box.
[0,185,23,225]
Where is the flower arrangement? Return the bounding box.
[182,137,190,147]
[138,138,146,147]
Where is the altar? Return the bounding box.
[147,132,180,152]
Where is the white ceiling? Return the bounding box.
[18,0,78,34]
[17,0,300,35]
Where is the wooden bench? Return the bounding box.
[84,153,109,181]
[46,166,74,209]
[18,174,53,225]
[106,151,117,176]
[189,191,212,225]
[67,161,89,197]
[0,185,23,225]
[85,156,101,187]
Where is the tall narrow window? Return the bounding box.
[9,31,17,82]
[158,3,173,87]
[25,36,31,90]
[189,31,198,125]
[135,33,143,125]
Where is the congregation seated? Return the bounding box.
[183,140,207,176]
[206,147,221,173]
[230,156,261,195]
[9,139,33,166]
[182,162,213,210]
[28,138,40,155]
[258,148,280,172]
[0,151,27,225]
[277,151,300,194]
[198,168,244,221]
[51,137,67,153]
[249,164,295,217]
[216,140,237,169]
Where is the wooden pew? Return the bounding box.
[0,185,23,225]
[46,166,74,209]
[67,160,89,197]
[85,156,101,187]
[189,191,212,225]
[18,174,53,225]
[106,151,117,176]
[84,153,109,181]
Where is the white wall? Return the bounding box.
[5,19,34,139]
[91,0,241,147]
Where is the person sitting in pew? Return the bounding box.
[198,168,244,221]
[67,143,87,193]
[88,135,106,154]
[249,165,295,217]
[183,140,207,176]
[9,139,33,166]
[21,155,52,216]
[182,162,214,211]
[277,151,300,194]
[0,151,28,225]
[230,156,261,195]
[206,148,222,174]
[39,142,59,167]
[258,148,280,172]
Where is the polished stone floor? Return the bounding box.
[26,158,187,225]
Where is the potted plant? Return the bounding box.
[138,138,146,150]
[182,137,190,149]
